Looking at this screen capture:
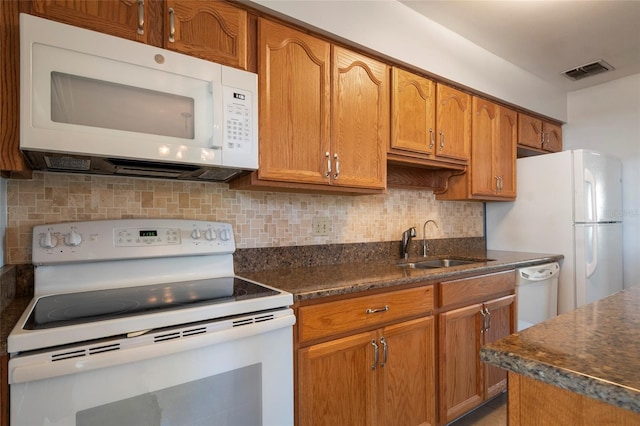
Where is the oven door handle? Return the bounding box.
[10,310,295,384]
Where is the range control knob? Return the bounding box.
[219,228,232,241]
[64,229,82,246]
[40,230,58,249]
[191,229,202,240]
[204,228,217,241]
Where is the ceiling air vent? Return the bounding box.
[563,60,614,81]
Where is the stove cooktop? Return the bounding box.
[25,277,279,330]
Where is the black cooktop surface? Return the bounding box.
[25,277,279,330]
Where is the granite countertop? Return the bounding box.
[481,285,640,414]
[1,250,561,356]
[240,250,562,302]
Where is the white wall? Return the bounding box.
[564,73,640,288]
[249,0,567,121]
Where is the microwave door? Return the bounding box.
[23,31,223,168]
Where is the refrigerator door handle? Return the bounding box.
[584,168,597,222]
[586,224,598,278]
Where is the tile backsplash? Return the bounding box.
[6,172,483,264]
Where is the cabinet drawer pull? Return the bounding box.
[365,305,389,314]
[168,7,176,43]
[429,128,435,149]
[439,130,445,151]
[380,337,388,367]
[371,340,379,370]
[333,153,340,179]
[137,0,144,35]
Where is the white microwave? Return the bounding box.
[19,14,258,182]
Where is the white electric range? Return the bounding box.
[8,219,295,426]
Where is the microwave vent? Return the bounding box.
[44,156,91,171]
[562,60,614,81]
[197,168,241,181]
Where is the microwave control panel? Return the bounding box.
[223,86,252,152]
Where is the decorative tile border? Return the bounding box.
[6,172,483,264]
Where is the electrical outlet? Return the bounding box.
[312,217,330,236]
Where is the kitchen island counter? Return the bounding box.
[481,285,640,418]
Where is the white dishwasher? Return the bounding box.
[516,262,560,331]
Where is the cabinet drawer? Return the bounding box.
[439,270,515,309]
[298,286,434,343]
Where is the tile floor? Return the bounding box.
[448,392,507,426]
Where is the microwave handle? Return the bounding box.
[210,81,223,150]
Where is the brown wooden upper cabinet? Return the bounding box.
[438,97,517,201]
[230,18,388,193]
[518,113,563,153]
[164,0,247,69]
[390,68,471,167]
[27,0,248,69]
[28,0,155,44]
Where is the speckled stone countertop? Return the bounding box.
[1,249,561,356]
[480,285,640,414]
[240,250,562,302]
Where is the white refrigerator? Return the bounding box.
[486,149,623,314]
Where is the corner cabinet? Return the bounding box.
[296,285,436,426]
[230,18,388,194]
[438,97,516,201]
[518,113,563,153]
[437,270,516,424]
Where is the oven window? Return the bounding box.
[76,364,262,426]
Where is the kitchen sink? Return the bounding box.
[396,257,494,269]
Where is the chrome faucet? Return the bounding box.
[422,220,439,257]
[401,227,417,259]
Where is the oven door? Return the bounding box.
[9,309,295,426]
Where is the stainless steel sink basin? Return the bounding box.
[396,257,494,269]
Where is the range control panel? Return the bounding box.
[32,219,235,265]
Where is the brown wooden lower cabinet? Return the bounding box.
[508,372,640,425]
[438,271,516,424]
[296,285,436,426]
[298,316,435,426]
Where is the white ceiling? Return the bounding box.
[399,0,640,92]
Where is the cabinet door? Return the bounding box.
[439,303,484,424]
[164,0,247,69]
[484,295,515,399]
[471,98,516,200]
[543,121,563,152]
[332,46,388,190]
[470,97,498,197]
[257,19,331,185]
[494,106,517,198]
[298,331,378,426]
[517,113,543,149]
[29,0,152,43]
[379,317,436,426]
[436,84,471,161]
[391,67,436,155]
